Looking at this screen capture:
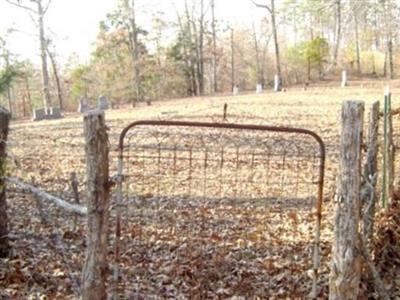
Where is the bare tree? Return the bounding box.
[173,3,197,96]
[251,0,282,91]
[211,0,218,93]
[251,22,270,87]
[122,0,148,106]
[184,0,199,95]
[5,0,53,109]
[381,0,394,79]
[351,0,362,75]
[198,0,205,95]
[332,0,341,69]
[230,27,235,91]
[46,43,63,110]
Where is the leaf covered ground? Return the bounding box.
[1,82,399,299]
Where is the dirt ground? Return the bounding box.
[1,81,399,299]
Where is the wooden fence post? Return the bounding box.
[0,108,10,258]
[329,101,364,300]
[82,110,110,300]
[362,101,379,246]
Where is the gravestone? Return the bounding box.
[274,75,282,92]
[233,85,239,96]
[97,95,109,110]
[341,70,347,87]
[49,107,61,118]
[33,107,62,121]
[78,96,90,113]
[33,108,45,121]
[256,84,263,94]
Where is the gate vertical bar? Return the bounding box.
[113,142,123,300]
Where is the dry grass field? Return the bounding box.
[1,80,400,299]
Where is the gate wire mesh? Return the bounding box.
[115,120,325,298]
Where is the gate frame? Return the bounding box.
[116,120,326,297]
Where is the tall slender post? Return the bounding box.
[0,108,10,258]
[381,88,393,208]
[329,101,364,300]
[82,110,109,300]
[230,27,235,92]
[387,91,394,205]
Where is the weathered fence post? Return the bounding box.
[0,108,10,258]
[362,101,379,246]
[329,101,364,300]
[82,110,110,300]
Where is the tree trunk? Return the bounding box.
[0,108,10,258]
[191,14,201,95]
[82,111,110,300]
[252,23,262,85]
[329,101,364,299]
[125,0,143,106]
[184,0,198,96]
[270,0,282,91]
[230,27,235,91]
[332,0,341,70]
[382,0,394,79]
[354,12,361,75]
[387,39,394,79]
[47,49,64,110]
[6,86,12,117]
[25,76,33,115]
[37,0,52,110]
[211,0,218,93]
[172,6,194,96]
[198,0,205,95]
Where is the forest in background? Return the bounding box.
[0,0,399,117]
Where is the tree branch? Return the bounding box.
[250,0,271,14]
[4,0,36,13]
[43,0,52,15]
[6,177,87,215]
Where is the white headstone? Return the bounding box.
[256,84,263,94]
[233,85,239,96]
[341,70,347,87]
[274,75,281,92]
[97,95,109,110]
[49,107,61,118]
[384,86,391,97]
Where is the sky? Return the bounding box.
[0,0,263,66]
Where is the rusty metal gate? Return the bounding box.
[114,120,325,297]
